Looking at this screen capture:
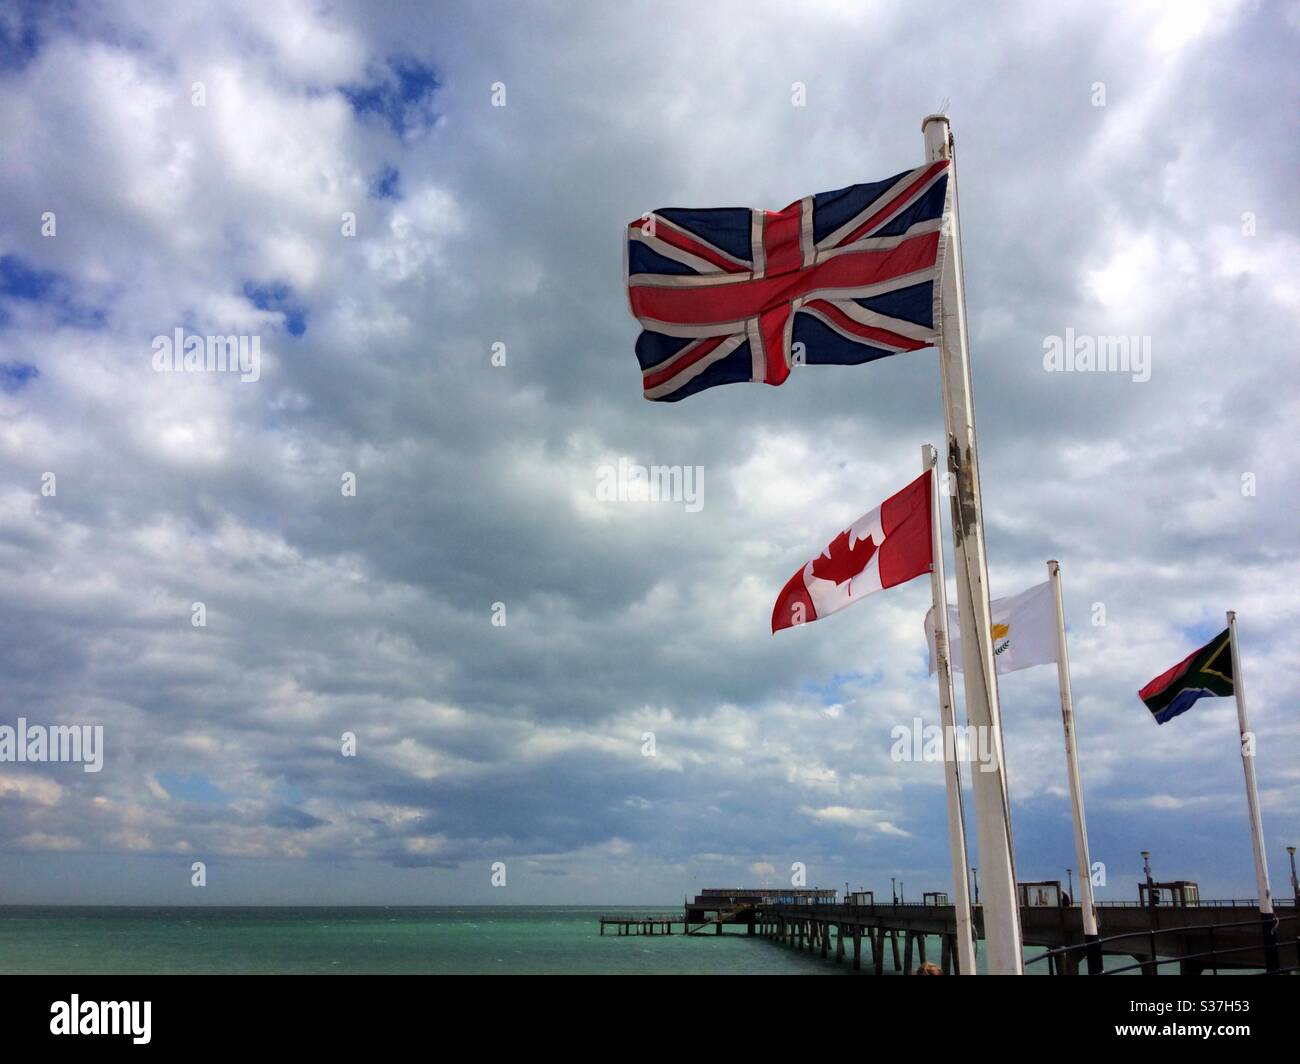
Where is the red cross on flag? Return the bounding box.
[626,162,951,402]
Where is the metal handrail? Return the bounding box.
[1091,898,1292,909]
[756,898,1298,910]
[1097,937,1286,976]
[1038,911,1294,951]
[1025,912,1298,974]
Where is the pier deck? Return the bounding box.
[752,899,1298,973]
[598,915,683,935]
[606,890,1299,973]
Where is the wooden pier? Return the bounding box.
[602,888,1299,973]
[599,915,683,936]
[751,897,1299,973]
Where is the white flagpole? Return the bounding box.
[1226,610,1280,971]
[1046,560,1102,974]
[924,443,977,975]
[923,114,1023,974]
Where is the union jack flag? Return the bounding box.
[625,160,950,402]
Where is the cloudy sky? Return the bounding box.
[0,0,1296,906]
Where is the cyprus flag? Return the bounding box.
[925,580,1057,675]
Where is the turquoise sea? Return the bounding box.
[4,906,1167,974]
[0,906,884,975]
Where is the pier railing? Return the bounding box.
[1092,898,1285,909]
[1024,911,1299,975]
[858,898,1293,908]
[598,913,681,922]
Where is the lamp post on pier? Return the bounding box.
[970,867,979,905]
[1288,846,1297,905]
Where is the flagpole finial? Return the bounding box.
[923,116,952,162]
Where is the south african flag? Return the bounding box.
[1139,629,1234,724]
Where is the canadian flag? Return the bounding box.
[772,470,933,633]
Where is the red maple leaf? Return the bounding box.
[810,528,878,586]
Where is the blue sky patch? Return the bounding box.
[0,0,44,73]
[157,772,227,805]
[267,805,327,830]
[1178,619,1230,652]
[243,280,308,336]
[370,163,402,201]
[0,362,39,393]
[272,780,307,804]
[340,56,439,137]
[802,671,872,698]
[0,254,57,300]
[0,254,107,329]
